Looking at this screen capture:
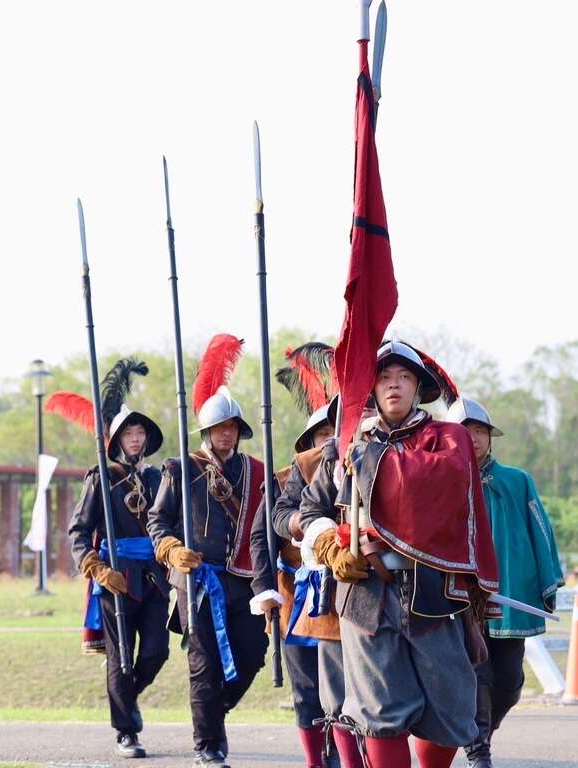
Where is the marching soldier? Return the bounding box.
[147,336,268,767]
[446,397,564,768]
[250,405,351,768]
[299,341,500,768]
[67,360,169,759]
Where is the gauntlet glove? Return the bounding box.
[81,550,127,595]
[313,528,369,583]
[156,535,203,573]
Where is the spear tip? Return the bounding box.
[252,121,263,210]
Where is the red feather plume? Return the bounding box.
[291,352,328,413]
[193,334,244,414]
[44,391,95,433]
[414,350,459,406]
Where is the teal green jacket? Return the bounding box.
[482,457,565,638]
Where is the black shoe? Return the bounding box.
[132,704,143,733]
[465,754,492,768]
[216,721,228,758]
[117,733,146,758]
[192,746,231,766]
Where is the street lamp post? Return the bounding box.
[27,358,53,594]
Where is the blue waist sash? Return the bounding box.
[193,563,238,682]
[84,536,154,632]
[277,556,319,648]
[101,537,155,561]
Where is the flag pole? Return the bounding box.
[349,0,373,558]
[163,157,198,632]
[77,199,132,675]
[253,121,283,688]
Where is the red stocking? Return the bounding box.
[364,733,412,768]
[332,726,364,768]
[414,738,458,768]
[297,725,325,768]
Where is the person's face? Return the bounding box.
[373,363,419,423]
[465,421,491,465]
[209,419,240,455]
[312,423,334,448]
[119,423,147,458]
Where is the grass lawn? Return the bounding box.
[0,577,294,724]
[0,577,571,722]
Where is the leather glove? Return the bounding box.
[156,535,203,573]
[80,550,127,596]
[313,529,369,583]
[331,548,369,583]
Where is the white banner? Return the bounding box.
[23,454,59,552]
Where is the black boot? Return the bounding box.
[464,684,493,768]
[192,745,231,766]
[490,683,523,736]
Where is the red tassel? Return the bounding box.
[336,523,351,548]
[44,392,94,433]
[193,334,244,414]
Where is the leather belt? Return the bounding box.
[359,538,414,583]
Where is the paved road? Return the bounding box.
[1,706,577,767]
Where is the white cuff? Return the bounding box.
[301,517,338,569]
[249,589,284,615]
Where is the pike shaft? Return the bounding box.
[78,199,132,675]
[163,159,198,632]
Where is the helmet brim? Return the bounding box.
[190,416,253,440]
[107,411,164,460]
[376,353,441,404]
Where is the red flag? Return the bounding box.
[334,41,398,459]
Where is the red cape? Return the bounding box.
[358,418,499,591]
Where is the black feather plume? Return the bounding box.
[275,343,336,415]
[100,358,149,431]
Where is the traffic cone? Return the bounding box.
[562,593,578,704]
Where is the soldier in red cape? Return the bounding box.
[299,341,499,768]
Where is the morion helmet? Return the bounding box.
[191,334,253,440]
[294,404,330,453]
[376,340,441,404]
[446,397,504,436]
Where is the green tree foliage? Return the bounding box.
[542,497,578,555]
[2,331,578,555]
[0,329,324,473]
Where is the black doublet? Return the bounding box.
[69,462,169,599]
[148,453,246,567]
[68,460,170,737]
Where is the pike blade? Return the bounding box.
[77,198,89,269]
[253,121,263,209]
[372,1,387,106]
[163,156,172,227]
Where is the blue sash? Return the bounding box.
[277,556,319,648]
[194,564,238,682]
[84,537,154,632]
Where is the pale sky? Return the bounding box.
[1,1,576,386]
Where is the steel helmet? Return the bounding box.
[107,404,164,460]
[191,385,253,439]
[446,397,503,436]
[294,404,331,453]
[376,340,441,404]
